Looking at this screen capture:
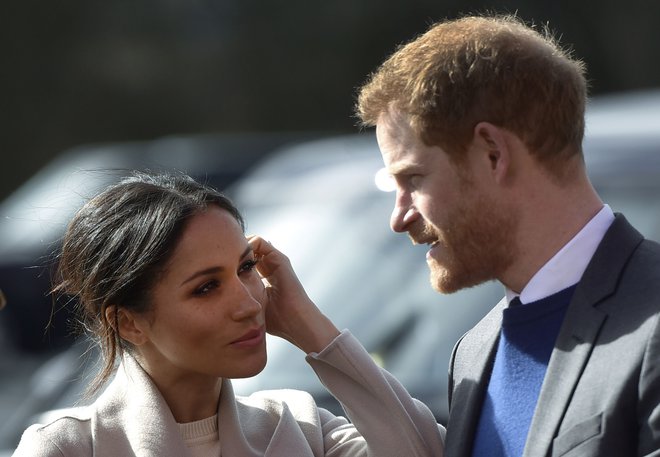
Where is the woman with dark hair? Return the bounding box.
[13,171,444,456]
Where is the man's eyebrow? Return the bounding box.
[388,161,422,176]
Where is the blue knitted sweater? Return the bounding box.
[470,285,577,457]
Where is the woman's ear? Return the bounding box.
[105,305,149,346]
[472,121,512,184]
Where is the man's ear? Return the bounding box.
[472,121,512,183]
[105,305,149,346]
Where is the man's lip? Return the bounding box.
[231,326,265,346]
[411,237,435,246]
[412,237,438,246]
[426,240,441,259]
[408,231,438,246]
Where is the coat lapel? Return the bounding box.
[91,358,322,457]
[522,214,644,457]
[219,380,319,457]
[92,356,191,457]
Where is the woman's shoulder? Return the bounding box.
[13,407,93,456]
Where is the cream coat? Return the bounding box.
[14,331,445,456]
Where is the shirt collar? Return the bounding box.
[505,204,615,305]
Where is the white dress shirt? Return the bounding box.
[506,204,615,305]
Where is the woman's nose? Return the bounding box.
[231,282,263,321]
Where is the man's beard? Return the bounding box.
[413,192,517,294]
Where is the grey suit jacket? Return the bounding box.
[445,214,660,457]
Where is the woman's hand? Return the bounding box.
[248,235,340,354]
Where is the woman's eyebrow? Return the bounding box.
[240,245,253,259]
[180,245,253,286]
[180,266,224,286]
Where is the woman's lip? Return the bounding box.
[231,326,265,348]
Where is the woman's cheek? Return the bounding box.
[248,274,267,309]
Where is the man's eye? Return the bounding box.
[411,174,423,185]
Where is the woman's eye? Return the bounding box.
[239,259,259,274]
[193,280,219,296]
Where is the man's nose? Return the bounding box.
[390,194,419,232]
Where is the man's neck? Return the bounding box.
[500,172,604,293]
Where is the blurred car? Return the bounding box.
[2,88,660,453]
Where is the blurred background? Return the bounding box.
[1,0,660,454]
[1,0,659,201]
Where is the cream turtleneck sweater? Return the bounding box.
[178,414,221,456]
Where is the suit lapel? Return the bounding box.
[523,214,643,457]
[522,290,606,457]
[445,298,505,457]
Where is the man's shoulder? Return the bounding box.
[607,222,660,288]
[584,214,660,289]
[636,236,660,262]
[450,298,505,368]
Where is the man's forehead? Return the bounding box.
[376,107,413,133]
[376,111,418,153]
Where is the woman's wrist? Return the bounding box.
[285,308,341,354]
